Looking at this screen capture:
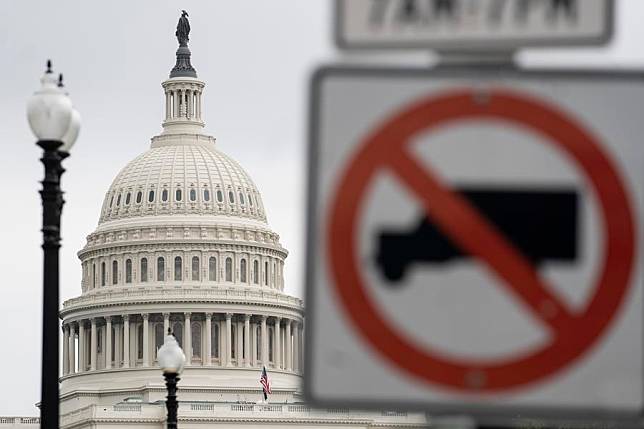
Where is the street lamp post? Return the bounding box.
[158,329,186,429]
[27,60,80,429]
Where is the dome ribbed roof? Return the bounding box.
[98,137,267,226]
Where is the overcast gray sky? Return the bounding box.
[1,0,644,416]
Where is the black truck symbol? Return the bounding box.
[376,188,578,282]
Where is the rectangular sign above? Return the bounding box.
[336,0,613,51]
[304,66,644,426]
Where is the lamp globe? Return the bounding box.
[26,60,73,142]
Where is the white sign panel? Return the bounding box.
[304,67,644,424]
[336,0,613,50]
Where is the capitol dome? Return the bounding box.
[98,137,268,228]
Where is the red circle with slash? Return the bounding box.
[327,89,636,392]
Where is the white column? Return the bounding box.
[78,322,85,372]
[184,313,192,365]
[69,324,76,374]
[165,91,171,120]
[293,322,299,373]
[142,314,150,367]
[286,320,292,371]
[244,315,251,367]
[114,322,121,368]
[163,313,170,335]
[105,317,112,369]
[225,313,232,366]
[172,90,178,118]
[196,91,201,120]
[237,321,243,367]
[180,89,185,117]
[299,322,304,372]
[62,325,69,375]
[274,318,281,369]
[123,315,130,368]
[205,313,212,366]
[90,318,97,371]
[260,316,267,366]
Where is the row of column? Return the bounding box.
[165,88,202,121]
[62,313,303,376]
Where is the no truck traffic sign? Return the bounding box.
[304,67,644,424]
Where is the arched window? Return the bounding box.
[216,190,223,202]
[136,191,142,204]
[101,262,106,286]
[253,261,259,284]
[240,259,247,283]
[191,256,200,281]
[189,188,196,201]
[155,324,164,359]
[157,257,165,281]
[137,324,143,359]
[174,256,182,281]
[264,261,269,286]
[231,325,236,359]
[225,258,233,282]
[239,192,245,205]
[97,328,103,353]
[162,189,168,202]
[148,190,155,203]
[204,189,211,202]
[208,257,217,281]
[173,322,183,348]
[125,259,132,284]
[110,195,114,208]
[248,194,253,207]
[191,322,201,359]
[212,324,219,358]
[273,262,277,287]
[256,326,261,360]
[116,194,121,206]
[92,263,96,288]
[228,191,235,203]
[268,327,274,362]
[140,258,148,282]
[175,188,182,202]
[112,261,118,285]
[125,192,131,205]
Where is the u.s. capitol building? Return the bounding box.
[6,14,429,429]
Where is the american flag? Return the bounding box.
[260,366,271,399]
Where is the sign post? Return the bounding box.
[304,67,644,426]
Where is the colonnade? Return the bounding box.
[61,313,303,376]
[164,87,202,121]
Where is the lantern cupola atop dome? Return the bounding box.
[162,10,204,135]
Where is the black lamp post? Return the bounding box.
[158,329,186,429]
[27,60,81,429]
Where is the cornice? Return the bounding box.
[60,287,304,318]
[79,239,288,260]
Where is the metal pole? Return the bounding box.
[38,139,65,429]
[164,372,180,429]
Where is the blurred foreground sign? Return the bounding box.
[336,0,613,50]
[304,67,644,425]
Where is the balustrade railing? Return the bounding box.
[0,417,40,425]
[55,402,422,426]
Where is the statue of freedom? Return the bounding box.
[176,10,190,46]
